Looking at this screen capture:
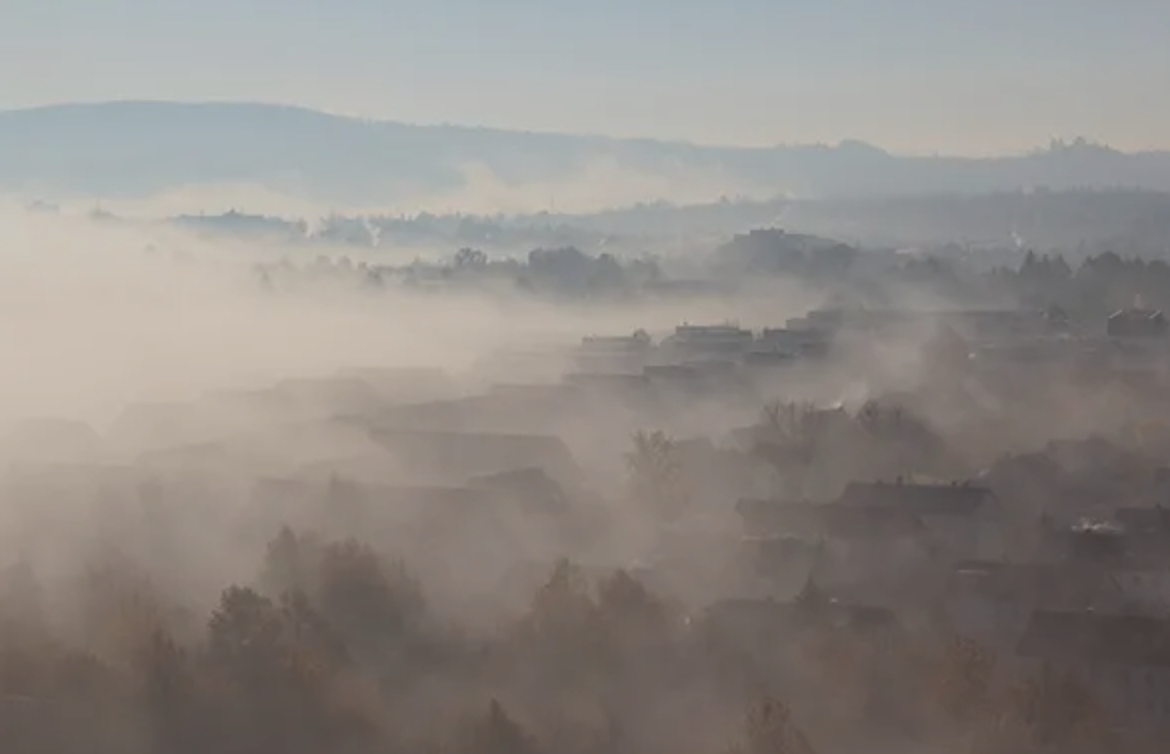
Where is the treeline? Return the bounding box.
[994,249,1170,318]
[248,227,1170,317]
[170,210,617,254]
[715,229,1170,318]
[252,245,668,301]
[0,524,1148,754]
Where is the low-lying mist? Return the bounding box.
[11,154,780,223]
[0,202,821,605]
[0,197,1158,754]
[0,203,808,428]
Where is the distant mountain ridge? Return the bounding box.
[3,101,1170,205]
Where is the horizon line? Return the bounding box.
[0,98,1150,161]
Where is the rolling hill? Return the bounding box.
[3,101,1170,206]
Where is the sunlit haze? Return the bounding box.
[5,0,1170,153]
[5,3,1170,753]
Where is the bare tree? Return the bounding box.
[754,400,825,497]
[625,430,687,517]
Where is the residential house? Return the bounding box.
[576,330,654,373]
[699,587,903,661]
[1016,609,1170,736]
[642,364,708,392]
[733,536,824,600]
[136,417,384,478]
[945,308,1057,340]
[741,349,798,369]
[734,499,934,591]
[366,428,583,486]
[978,450,1061,539]
[105,399,230,453]
[268,376,387,420]
[486,382,587,414]
[354,386,587,435]
[1108,561,1170,615]
[470,345,577,385]
[1107,307,1168,339]
[580,330,652,352]
[1053,518,1170,614]
[835,480,1004,561]
[756,327,827,356]
[194,387,300,427]
[1115,506,1170,543]
[562,372,654,407]
[945,560,1127,653]
[661,324,755,360]
[335,366,455,404]
[736,499,923,539]
[467,466,569,516]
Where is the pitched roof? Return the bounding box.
[837,480,992,516]
[253,477,494,513]
[949,561,1125,611]
[820,505,928,538]
[735,499,927,539]
[1108,308,1165,322]
[702,596,902,637]
[1115,506,1170,534]
[467,466,569,514]
[367,429,581,484]
[737,536,824,600]
[1016,610,1170,667]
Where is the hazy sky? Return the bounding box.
[4,0,1169,154]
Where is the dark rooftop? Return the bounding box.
[949,561,1126,610]
[1108,307,1165,321]
[836,480,992,516]
[736,499,927,539]
[1016,610,1170,667]
[1115,506,1170,534]
[703,595,902,636]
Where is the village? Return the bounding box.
[5,295,1170,749]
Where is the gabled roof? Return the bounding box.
[1108,307,1165,322]
[837,480,992,516]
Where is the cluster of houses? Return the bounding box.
[0,368,602,618]
[571,303,1170,401]
[7,300,1170,735]
[711,470,1170,735]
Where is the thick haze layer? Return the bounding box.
[4,178,1170,754]
[0,204,815,430]
[6,6,1170,754]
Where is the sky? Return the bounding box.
[3,0,1170,155]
